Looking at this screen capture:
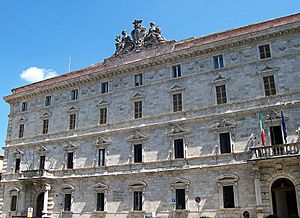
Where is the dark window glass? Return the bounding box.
[64,194,72,211]
[263,75,276,96]
[259,44,271,59]
[216,84,227,104]
[11,195,17,211]
[172,65,181,78]
[101,82,109,94]
[71,89,78,100]
[213,55,224,69]
[40,156,45,170]
[98,149,105,166]
[19,124,24,138]
[42,119,49,134]
[134,144,142,163]
[134,74,143,86]
[69,114,76,130]
[21,102,27,111]
[270,125,283,145]
[223,185,235,208]
[45,96,51,106]
[220,132,231,153]
[67,152,74,169]
[133,191,142,211]
[176,189,186,209]
[15,158,20,173]
[173,93,182,112]
[134,101,142,119]
[97,193,105,211]
[174,139,184,158]
[99,108,107,124]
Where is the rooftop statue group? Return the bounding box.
[114,19,167,56]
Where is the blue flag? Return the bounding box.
[281,109,287,144]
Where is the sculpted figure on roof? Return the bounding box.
[131,19,147,50]
[144,22,166,47]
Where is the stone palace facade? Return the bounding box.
[2,14,300,218]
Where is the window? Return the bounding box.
[67,152,74,169]
[134,74,143,87]
[219,132,231,154]
[10,195,17,211]
[19,124,24,138]
[213,55,224,69]
[69,114,76,130]
[263,75,276,96]
[99,108,107,124]
[216,84,227,104]
[21,101,28,112]
[173,93,182,112]
[134,101,142,119]
[270,125,283,145]
[101,82,109,94]
[223,185,235,208]
[39,155,45,170]
[176,189,186,210]
[134,144,142,163]
[45,96,51,106]
[64,193,72,211]
[15,158,20,173]
[133,191,142,211]
[259,44,271,59]
[71,89,78,100]
[174,139,184,159]
[42,119,49,134]
[172,65,181,78]
[98,149,105,167]
[97,193,105,211]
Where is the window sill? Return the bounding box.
[220,208,240,213]
[94,211,107,216]
[175,209,190,214]
[129,210,145,215]
[62,211,73,214]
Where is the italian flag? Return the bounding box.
[259,113,265,146]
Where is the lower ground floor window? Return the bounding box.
[64,194,72,211]
[223,185,235,208]
[97,193,105,211]
[176,189,186,210]
[133,191,142,211]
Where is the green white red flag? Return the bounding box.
[259,113,265,146]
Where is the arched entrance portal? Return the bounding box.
[36,192,44,218]
[271,178,298,218]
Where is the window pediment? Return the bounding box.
[67,106,79,113]
[128,131,148,142]
[210,74,230,85]
[168,84,185,93]
[61,184,75,193]
[97,100,111,108]
[18,117,26,123]
[216,173,239,185]
[13,148,24,158]
[257,66,279,75]
[41,111,51,119]
[264,110,288,124]
[37,145,48,155]
[170,178,190,187]
[128,181,147,191]
[9,187,20,196]
[95,136,111,147]
[91,182,108,192]
[64,141,78,151]
[210,119,236,131]
[131,92,144,100]
[168,124,189,137]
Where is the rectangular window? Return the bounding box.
[45,96,51,106]
[259,44,271,59]
[173,93,182,112]
[69,114,76,130]
[101,82,109,94]
[174,139,184,159]
[223,185,235,208]
[67,152,74,169]
[40,155,45,170]
[21,101,28,112]
[134,74,143,87]
[172,65,181,78]
[15,158,20,173]
[270,125,283,145]
[19,124,24,138]
[219,132,231,154]
[99,108,107,124]
[176,189,186,210]
[98,149,105,167]
[71,89,78,100]
[263,75,276,96]
[213,55,224,69]
[134,144,142,163]
[42,119,49,134]
[216,84,227,104]
[97,193,105,211]
[11,195,17,211]
[134,101,142,119]
[64,194,72,211]
[133,191,142,211]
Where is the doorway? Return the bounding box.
[271,178,298,218]
[36,192,44,218]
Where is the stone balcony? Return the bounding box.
[19,169,53,180]
[250,142,300,160]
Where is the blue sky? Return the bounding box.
[0,0,299,151]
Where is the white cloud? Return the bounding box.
[20,67,58,83]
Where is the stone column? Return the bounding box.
[252,169,264,218]
[42,184,51,218]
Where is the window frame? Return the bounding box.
[60,184,75,212]
[71,89,79,101]
[133,144,143,163]
[18,123,24,138]
[91,183,108,213]
[39,155,46,170]
[15,158,20,173]
[128,181,147,212]
[213,54,224,69]
[21,101,28,112]
[98,148,106,167]
[172,93,183,112]
[134,100,143,119]
[101,81,109,94]
[174,138,185,159]
[172,64,182,78]
[42,119,49,134]
[134,73,143,87]
[45,96,51,106]
[99,107,107,125]
[216,174,239,209]
[258,44,271,59]
[263,75,277,96]
[170,178,190,211]
[215,84,227,105]
[69,113,76,130]
[219,132,232,154]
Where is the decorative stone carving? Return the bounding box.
[296,127,300,142]
[128,131,148,142]
[131,19,147,50]
[210,119,236,131]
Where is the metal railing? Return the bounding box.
[20,169,51,179]
[251,143,299,159]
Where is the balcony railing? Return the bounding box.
[20,169,52,179]
[251,143,300,159]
